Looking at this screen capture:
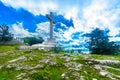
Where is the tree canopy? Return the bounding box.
[24,37,44,45]
[87,28,119,55]
[0,24,13,41]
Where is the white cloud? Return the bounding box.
[82,0,120,36]
[60,23,68,29]
[1,0,58,15]
[60,0,120,45]
[109,37,120,42]
[63,27,74,40]
[11,22,32,38]
[36,22,50,40]
[64,7,79,19]
[2,0,120,43]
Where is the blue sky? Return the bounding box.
[0,0,120,47]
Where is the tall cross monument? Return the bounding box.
[29,12,58,50]
[46,12,55,40]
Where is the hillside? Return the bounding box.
[0,45,120,80]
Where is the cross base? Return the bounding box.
[43,38,58,46]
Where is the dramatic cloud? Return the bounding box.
[1,0,120,47]
[11,22,33,38]
[110,37,120,42]
[1,0,58,15]
[60,0,120,45]
[64,7,79,19]
[36,22,50,40]
[82,0,120,36]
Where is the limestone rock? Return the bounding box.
[99,70,108,76]
[39,59,56,65]
[90,60,120,65]
[92,78,97,80]
[0,65,3,69]
[16,73,26,80]
[8,56,27,63]
[94,65,101,70]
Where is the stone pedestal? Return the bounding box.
[30,38,58,51]
[43,38,58,46]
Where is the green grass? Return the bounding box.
[78,65,110,80]
[0,68,23,80]
[102,68,120,79]
[105,63,120,68]
[31,65,67,80]
[0,44,20,53]
[0,45,120,80]
[82,54,120,61]
[105,68,120,75]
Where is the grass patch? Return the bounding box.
[78,64,110,80]
[1,45,120,80]
[0,68,23,80]
[30,65,67,80]
[0,44,20,53]
[89,54,120,61]
[0,51,24,64]
[105,64,120,68]
[106,68,120,75]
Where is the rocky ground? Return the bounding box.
[0,45,120,80]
